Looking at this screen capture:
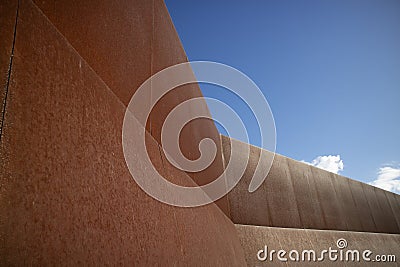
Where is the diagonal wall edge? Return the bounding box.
[0,0,246,265]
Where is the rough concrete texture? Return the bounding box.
[330,172,363,231]
[0,0,19,257]
[236,224,400,267]
[2,0,400,265]
[220,133,271,227]
[30,0,230,214]
[0,0,18,140]
[222,135,400,234]
[348,178,379,232]
[0,0,246,265]
[288,158,327,229]
[310,166,348,230]
[385,190,400,230]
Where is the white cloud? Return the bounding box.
[369,166,400,194]
[302,155,344,174]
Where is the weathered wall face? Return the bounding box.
[2,0,399,265]
[222,135,400,234]
[0,0,246,265]
[30,0,230,214]
[236,224,400,267]
[0,0,18,140]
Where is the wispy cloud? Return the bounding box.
[302,155,344,174]
[369,166,400,194]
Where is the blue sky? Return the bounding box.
[165,0,400,193]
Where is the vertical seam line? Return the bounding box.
[0,0,20,144]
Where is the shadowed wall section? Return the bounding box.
[222,135,400,234]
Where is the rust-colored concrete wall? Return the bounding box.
[0,0,18,139]
[0,0,18,256]
[236,224,400,267]
[0,0,246,265]
[30,0,230,214]
[222,135,400,234]
[3,0,399,265]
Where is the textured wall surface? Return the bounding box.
[2,0,399,266]
[0,0,245,265]
[0,0,18,140]
[236,224,400,267]
[222,135,400,234]
[30,0,230,214]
